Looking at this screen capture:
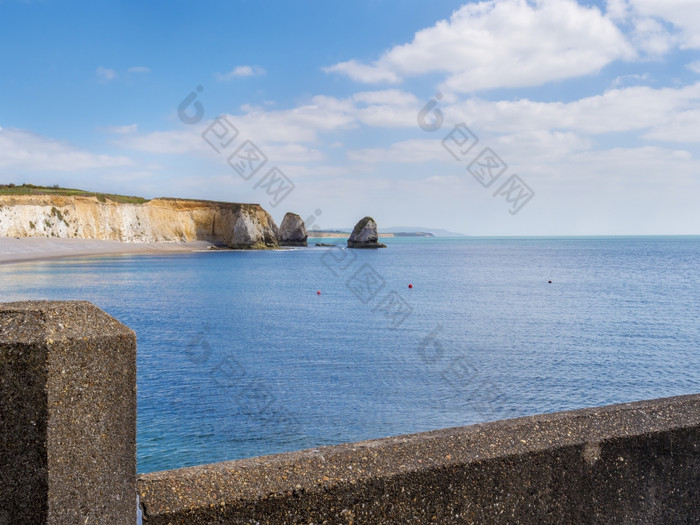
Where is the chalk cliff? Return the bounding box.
[278,212,308,246]
[347,217,386,248]
[0,195,279,249]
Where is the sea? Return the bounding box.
[1,236,699,474]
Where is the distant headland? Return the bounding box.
[310,230,434,238]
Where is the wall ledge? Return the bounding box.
[139,393,700,524]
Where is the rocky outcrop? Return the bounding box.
[277,212,308,246]
[347,217,387,249]
[0,195,279,249]
[227,206,279,249]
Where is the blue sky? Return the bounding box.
[1,0,699,235]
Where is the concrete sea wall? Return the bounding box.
[0,301,136,524]
[1,301,698,524]
[138,395,700,524]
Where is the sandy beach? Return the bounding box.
[0,237,214,265]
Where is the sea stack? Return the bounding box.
[347,216,387,249]
[229,207,279,249]
[277,212,308,246]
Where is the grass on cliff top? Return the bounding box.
[0,184,149,204]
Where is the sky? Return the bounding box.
[1,0,699,235]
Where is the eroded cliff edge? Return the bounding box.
[0,195,279,249]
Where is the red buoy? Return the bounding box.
[317,290,321,295]
[408,284,413,289]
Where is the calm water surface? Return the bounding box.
[1,236,698,473]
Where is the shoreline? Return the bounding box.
[0,237,215,265]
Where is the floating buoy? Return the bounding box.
[548,280,552,284]
[317,290,321,295]
[408,284,413,289]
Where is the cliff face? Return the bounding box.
[347,217,386,248]
[278,212,308,246]
[0,195,279,249]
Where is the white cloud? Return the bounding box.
[352,89,418,106]
[626,0,700,49]
[215,65,266,81]
[280,164,355,179]
[353,89,421,128]
[120,100,355,155]
[643,109,700,143]
[128,66,151,73]
[629,16,676,56]
[611,73,650,87]
[447,82,700,137]
[120,89,421,155]
[325,0,634,92]
[687,61,700,74]
[254,143,325,163]
[355,104,418,128]
[323,60,401,84]
[568,146,697,185]
[116,79,700,191]
[346,130,592,171]
[96,66,117,83]
[104,124,138,134]
[110,76,700,235]
[606,0,700,56]
[0,128,132,171]
[606,0,631,20]
[492,130,593,163]
[117,128,206,154]
[347,139,446,164]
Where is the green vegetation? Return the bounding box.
[50,206,69,226]
[0,184,148,204]
[351,216,374,236]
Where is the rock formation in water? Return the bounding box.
[0,195,279,249]
[277,212,308,246]
[347,216,387,249]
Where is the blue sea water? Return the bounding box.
[1,236,699,474]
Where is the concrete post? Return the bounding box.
[0,301,136,524]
